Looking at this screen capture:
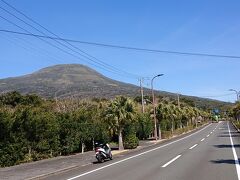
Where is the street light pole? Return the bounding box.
[151,74,164,140]
[229,89,240,102]
[139,78,145,113]
[177,93,180,108]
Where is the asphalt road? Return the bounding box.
[42,121,240,180]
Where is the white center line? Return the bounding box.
[189,144,198,150]
[207,134,210,137]
[162,155,182,168]
[210,132,213,134]
[201,138,205,142]
[228,122,240,180]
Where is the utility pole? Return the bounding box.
[177,93,180,108]
[139,78,145,113]
[229,89,240,102]
[177,93,182,128]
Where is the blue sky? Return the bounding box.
[0,0,239,102]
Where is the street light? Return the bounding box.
[229,89,240,102]
[151,74,164,140]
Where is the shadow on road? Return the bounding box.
[210,159,240,165]
[218,135,240,138]
[92,161,101,164]
[213,144,240,148]
[220,131,239,134]
[92,159,112,164]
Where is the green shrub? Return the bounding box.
[136,113,153,140]
[123,133,139,149]
[161,131,172,139]
[173,128,185,136]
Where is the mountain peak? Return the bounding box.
[35,64,97,74]
[0,64,137,98]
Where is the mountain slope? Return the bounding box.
[0,64,143,98]
[0,64,231,110]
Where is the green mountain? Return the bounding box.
[0,64,231,110]
[0,64,144,98]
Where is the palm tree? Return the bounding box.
[156,102,171,131]
[182,106,191,127]
[232,102,240,121]
[175,106,183,129]
[106,96,136,150]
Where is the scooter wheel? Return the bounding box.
[109,153,113,160]
[97,155,104,163]
[97,157,104,163]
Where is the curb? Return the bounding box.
[112,150,129,155]
[231,121,240,132]
[27,165,81,180]
[27,123,209,179]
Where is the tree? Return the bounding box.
[136,113,153,140]
[157,102,178,132]
[181,106,193,127]
[12,106,60,160]
[0,109,16,167]
[156,102,171,131]
[106,96,136,150]
[232,102,240,121]
[0,91,22,107]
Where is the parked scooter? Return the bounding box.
[94,142,113,163]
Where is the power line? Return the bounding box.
[0,30,66,65]
[0,9,131,78]
[0,0,136,78]
[0,14,135,79]
[0,0,140,79]
[0,15,100,68]
[0,29,240,60]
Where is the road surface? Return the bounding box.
[42,121,240,180]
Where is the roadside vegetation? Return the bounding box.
[230,102,240,129]
[0,91,224,167]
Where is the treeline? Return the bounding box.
[230,102,240,128]
[0,91,211,167]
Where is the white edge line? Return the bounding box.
[189,144,198,150]
[162,155,182,168]
[67,124,212,180]
[201,138,205,142]
[228,122,240,180]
